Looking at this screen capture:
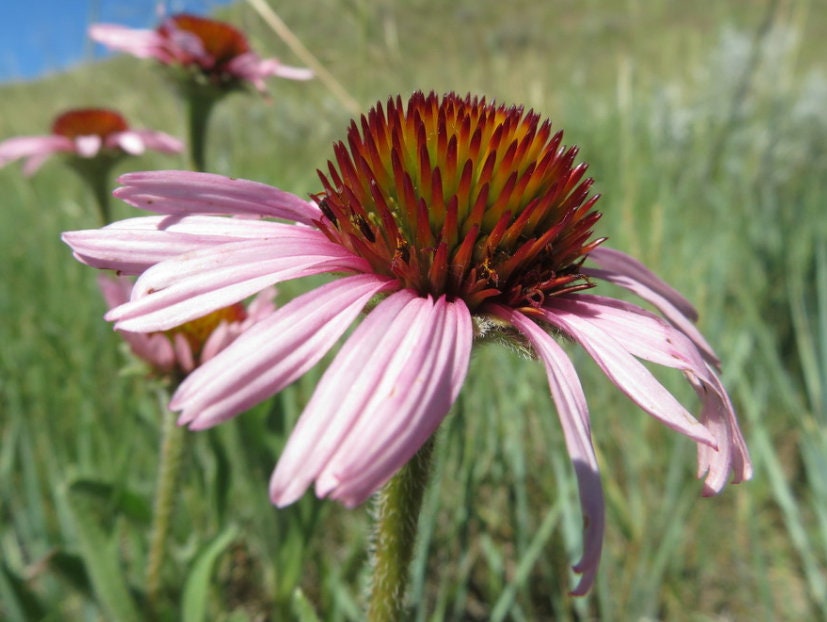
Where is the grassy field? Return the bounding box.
[2,0,827,619]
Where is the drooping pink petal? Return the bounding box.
[114,170,322,225]
[540,300,717,448]
[270,289,459,507]
[583,264,720,368]
[689,367,753,494]
[63,215,299,274]
[172,273,395,429]
[586,246,699,321]
[316,296,473,506]
[556,294,715,380]
[89,24,167,60]
[106,231,369,331]
[492,304,604,596]
[0,135,74,174]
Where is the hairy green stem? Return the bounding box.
[367,437,436,622]
[146,391,186,610]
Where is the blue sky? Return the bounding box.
[0,0,233,83]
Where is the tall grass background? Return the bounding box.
[1,0,826,619]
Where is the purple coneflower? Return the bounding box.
[63,91,751,594]
[98,274,276,378]
[96,274,275,610]
[90,14,313,171]
[0,108,182,223]
[90,14,312,94]
[0,108,182,177]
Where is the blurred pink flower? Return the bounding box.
[98,273,276,377]
[63,92,752,594]
[0,108,183,176]
[89,14,313,93]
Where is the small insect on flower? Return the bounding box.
[63,91,751,594]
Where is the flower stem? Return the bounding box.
[67,156,117,225]
[187,93,217,172]
[146,389,186,611]
[87,169,112,225]
[366,436,436,622]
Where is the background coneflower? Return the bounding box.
[89,14,312,171]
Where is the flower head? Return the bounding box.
[63,91,752,594]
[0,108,182,176]
[89,14,313,94]
[98,274,275,378]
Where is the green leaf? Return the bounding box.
[0,561,48,622]
[68,478,152,525]
[44,550,92,596]
[290,587,322,622]
[65,488,141,622]
[490,503,563,622]
[181,524,239,622]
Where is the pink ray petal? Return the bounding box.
[110,132,145,155]
[691,367,753,493]
[0,135,73,173]
[115,170,322,224]
[243,285,278,321]
[127,130,184,154]
[97,275,176,371]
[63,216,316,274]
[172,273,395,429]
[583,264,720,368]
[492,304,604,596]
[199,321,237,366]
[229,54,314,88]
[554,294,715,381]
[271,289,435,506]
[172,332,195,373]
[317,296,473,506]
[22,153,54,176]
[74,135,103,157]
[260,60,315,81]
[540,301,717,447]
[96,272,133,309]
[88,24,166,60]
[586,246,698,321]
[107,233,369,331]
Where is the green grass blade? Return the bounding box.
[182,524,239,622]
[64,486,141,622]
